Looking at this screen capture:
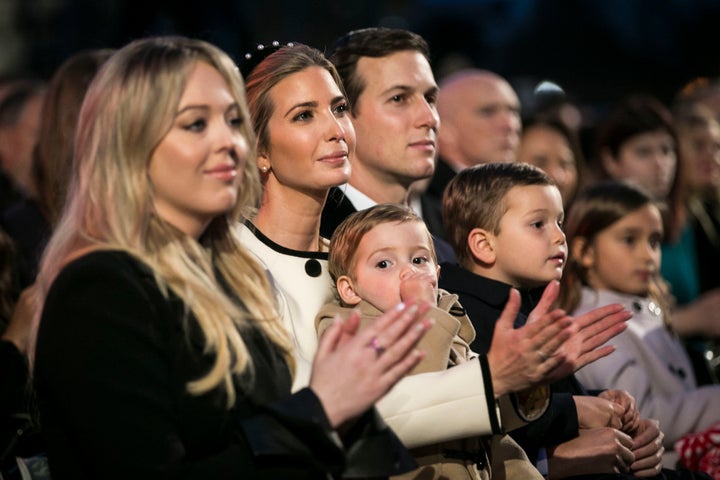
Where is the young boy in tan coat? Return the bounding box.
[316,203,547,480]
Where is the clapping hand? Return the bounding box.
[487,284,573,396]
[310,300,433,428]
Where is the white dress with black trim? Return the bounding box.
[237,221,333,391]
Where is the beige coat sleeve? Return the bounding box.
[316,300,462,374]
[376,358,502,448]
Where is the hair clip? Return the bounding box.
[240,41,295,79]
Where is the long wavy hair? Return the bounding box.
[673,102,720,250]
[35,36,293,406]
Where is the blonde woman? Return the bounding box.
[32,36,430,479]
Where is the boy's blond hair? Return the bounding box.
[329,203,436,285]
[442,162,555,268]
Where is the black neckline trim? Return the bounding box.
[243,220,328,260]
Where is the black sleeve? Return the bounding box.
[0,339,28,417]
[337,407,417,478]
[34,252,347,479]
[509,392,579,463]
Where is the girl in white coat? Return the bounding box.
[558,180,720,472]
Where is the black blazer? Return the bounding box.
[320,186,457,264]
[320,186,357,240]
[420,158,457,241]
[35,250,413,479]
[438,263,581,463]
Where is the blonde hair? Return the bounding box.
[328,204,435,299]
[35,36,293,406]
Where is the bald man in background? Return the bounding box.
[421,69,521,240]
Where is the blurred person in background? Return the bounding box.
[2,50,113,288]
[0,80,45,214]
[591,93,720,384]
[516,115,586,210]
[421,69,521,241]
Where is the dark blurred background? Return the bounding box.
[2,0,720,118]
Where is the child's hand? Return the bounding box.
[628,419,664,477]
[574,395,624,430]
[598,389,641,434]
[486,285,573,396]
[399,271,437,305]
[547,302,631,380]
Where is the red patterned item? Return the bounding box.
[675,421,720,479]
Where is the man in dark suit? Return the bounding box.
[321,27,458,262]
[320,29,436,229]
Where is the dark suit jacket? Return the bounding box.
[321,186,457,264]
[320,186,357,241]
[439,265,714,480]
[438,263,581,463]
[1,197,51,287]
[425,157,457,200]
[420,158,457,241]
[35,250,414,479]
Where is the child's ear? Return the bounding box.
[467,227,496,264]
[571,237,595,268]
[336,275,362,306]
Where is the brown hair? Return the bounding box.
[328,203,435,286]
[245,43,346,159]
[443,162,555,268]
[673,102,720,247]
[557,181,671,328]
[34,49,115,226]
[592,94,685,242]
[328,27,430,116]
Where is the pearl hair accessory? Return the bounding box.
[240,41,296,79]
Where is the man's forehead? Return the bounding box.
[356,51,435,86]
